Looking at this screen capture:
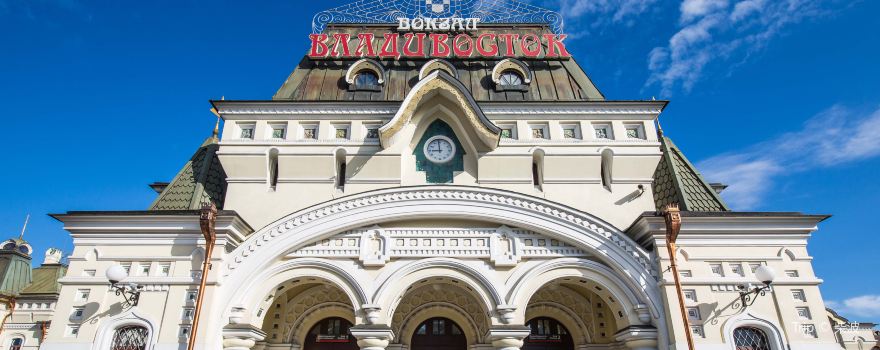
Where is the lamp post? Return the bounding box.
[106,264,142,307]
[738,265,776,308]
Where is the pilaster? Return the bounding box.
[350,325,395,350]
[223,324,267,350]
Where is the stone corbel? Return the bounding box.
[634,304,651,324]
[359,226,391,267]
[361,304,382,324]
[223,324,267,350]
[490,226,521,267]
[495,305,517,324]
[614,326,659,350]
[349,325,395,350]
[485,327,531,350]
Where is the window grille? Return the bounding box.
[733,326,771,350]
[9,338,23,350]
[110,326,149,350]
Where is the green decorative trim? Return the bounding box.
[414,120,465,183]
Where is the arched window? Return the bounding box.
[412,317,466,350]
[9,338,23,350]
[524,317,573,350]
[335,149,347,191]
[733,327,771,350]
[600,149,613,192]
[499,70,524,86]
[532,150,545,191]
[268,148,279,191]
[110,326,149,350]
[304,317,357,350]
[354,71,379,87]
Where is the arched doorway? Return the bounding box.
[303,317,358,350]
[411,317,467,350]
[524,317,574,350]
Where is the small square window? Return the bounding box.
[624,123,645,139]
[271,126,286,139]
[120,263,132,274]
[561,124,581,139]
[792,289,806,302]
[800,323,817,338]
[158,264,171,277]
[710,263,724,277]
[796,307,812,320]
[683,290,698,303]
[75,289,90,302]
[501,128,513,138]
[690,325,705,338]
[139,264,151,276]
[66,325,80,337]
[82,269,96,277]
[71,308,84,321]
[364,125,380,139]
[302,125,318,140]
[530,125,547,139]
[749,263,762,273]
[785,270,799,278]
[593,123,613,139]
[182,308,195,320]
[240,125,255,139]
[686,307,701,321]
[185,290,198,303]
[731,263,745,277]
[334,125,349,139]
[679,270,692,278]
[179,326,191,338]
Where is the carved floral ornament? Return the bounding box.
[224,187,656,278]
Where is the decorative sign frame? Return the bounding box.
[312,0,564,34]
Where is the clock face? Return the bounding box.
[423,136,456,164]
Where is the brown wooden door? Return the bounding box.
[304,318,358,350]
[411,317,467,350]
[523,318,573,350]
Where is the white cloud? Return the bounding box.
[699,105,880,210]
[646,0,827,95]
[826,295,880,321]
[558,0,659,22]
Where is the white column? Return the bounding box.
[614,326,659,350]
[485,327,531,350]
[223,324,267,350]
[350,326,395,350]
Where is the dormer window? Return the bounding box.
[499,70,524,86]
[354,71,380,89]
[346,58,385,92]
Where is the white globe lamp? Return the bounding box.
[106,264,128,285]
[754,265,776,286]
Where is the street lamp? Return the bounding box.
[106,264,142,307]
[738,265,776,308]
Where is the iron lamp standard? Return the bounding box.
[106,264,142,307]
[738,265,777,309]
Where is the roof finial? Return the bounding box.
[210,107,221,140]
[656,114,665,138]
[19,214,29,241]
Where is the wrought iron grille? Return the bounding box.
[733,327,771,350]
[111,326,149,350]
[313,0,564,34]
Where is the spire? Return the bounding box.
[18,214,29,241]
[210,108,221,140]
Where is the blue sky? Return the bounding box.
[1,0,878,322]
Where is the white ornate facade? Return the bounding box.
[34,2,857,350]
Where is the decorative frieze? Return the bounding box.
[290,226,589,267]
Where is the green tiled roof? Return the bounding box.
[653,136,729,212]
[20,264,66,296]
[0,251,32,297]
[149,136,227,210]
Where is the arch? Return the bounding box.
[525,303,591,345]
[217,186,662,343]
[532,148,546,191]
[289,305,356,345]
[721,311,786,350]
[373,258,502,322]
[397,303,481,345]
[267,147,280,191]
[380,70,499,151]
[599,148,614,191]
[507,258,654,328]
[346,58,385,85]
[4,333,26,350]
[420,59,458,80]
[235,258,369,327]
[84,248,99,262]
[91,309,158,350]
[778,248,797,261]
[334,148,347,190]
[492,58,532,85]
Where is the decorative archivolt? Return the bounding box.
[391,285,489,344]
[492,58,532,85]
[419,59,458,80]
[260,285,354,344]
[346,58,386,85]
[526,286,616,344]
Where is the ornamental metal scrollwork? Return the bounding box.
[312,0,564,34]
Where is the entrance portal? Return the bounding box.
[304,317,358,350]
[523,317,574,350]
[411,317,467,350]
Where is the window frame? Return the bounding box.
[350,70,382,92]
[592,123,614,140]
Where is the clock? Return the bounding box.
[423,135,456,164]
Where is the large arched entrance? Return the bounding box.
[303,317,358,350]
[523,317,573,350]
[411,317,467,350]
